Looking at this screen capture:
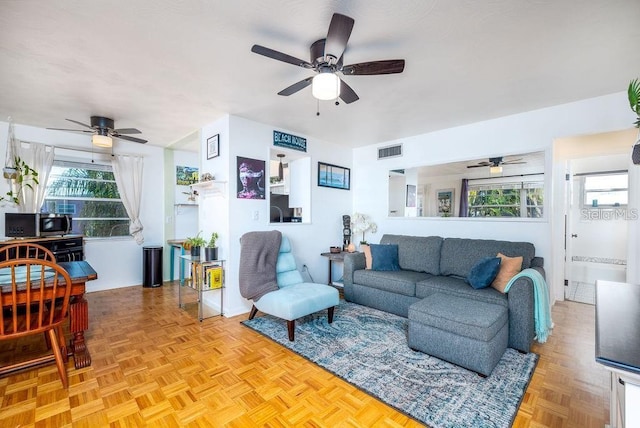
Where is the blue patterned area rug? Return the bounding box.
[242,301,537,428]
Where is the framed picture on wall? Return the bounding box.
[237,156,265,199]
[437,189,454,217]
[406,184,416,207]
[318,162,350,190]
[176,166,199,185]
[207,134,220,159]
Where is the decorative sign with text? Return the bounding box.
[273,130,307,152]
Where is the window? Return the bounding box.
[582,173,628,207]
[467,180,543,218]
[42,160,130,238]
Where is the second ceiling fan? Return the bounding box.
[251,13,405,104]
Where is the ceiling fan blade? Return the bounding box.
[503,161,527,165]
[342,59,405,75]
[324,13,354,61]
[112,134,147,144]
[277,76,314,96]
[466,163,490,168]
[113,128,141,134]
[339,79,359,104]
[47,127,94,134]
[251,44,313,68]
[65,118,93,129]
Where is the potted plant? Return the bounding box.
[204,232,219,261]
[628,78,640,164]
[184,232,206,258]
[350,212,377,250]
[0,156,39,208]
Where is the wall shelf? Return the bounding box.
[190,180,227,196]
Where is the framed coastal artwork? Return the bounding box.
[318,162,350,190]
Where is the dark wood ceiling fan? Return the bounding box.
[251,13,405,104]
[48,116,147,144]
[466,157,526,169]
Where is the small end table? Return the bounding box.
[320,251,351,289]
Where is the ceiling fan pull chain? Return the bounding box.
[316,99,320,116]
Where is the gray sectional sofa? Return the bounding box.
[343,234,544,355]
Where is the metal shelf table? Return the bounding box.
[179,256,225,321]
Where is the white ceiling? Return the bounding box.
[1,0,639,151]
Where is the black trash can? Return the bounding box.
[143,245,163,288]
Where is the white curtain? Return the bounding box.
[12,139,55,213]
[627,134,640,284]
[111,154,145,244]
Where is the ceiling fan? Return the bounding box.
[251,13,405,104]
[466,157,526,169]
[48,116,147,147]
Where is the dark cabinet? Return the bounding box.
[0,235,85,262]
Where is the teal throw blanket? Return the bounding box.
[504,268,553,343]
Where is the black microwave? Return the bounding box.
[5,213,73,238]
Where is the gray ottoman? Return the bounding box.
[408,293,508,376]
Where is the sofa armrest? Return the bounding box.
[507,266,544,352]
[343,252,366,286]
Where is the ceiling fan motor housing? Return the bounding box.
[311,39,336,67]
[90,116,114,130]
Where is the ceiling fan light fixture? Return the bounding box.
[490,165,503,174]
[92,134,113,148]
[312,72,340,100]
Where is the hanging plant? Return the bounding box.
[629,78,640,128]
[628,79,640,165]
[0,156,39,206]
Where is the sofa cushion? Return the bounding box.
[467,256,501,289]
[491,253,524,293]
[353,269,431,297]
[439,238,535,278]
[416,275,508,308]
[370,244,401,271]
[380,234,443,275]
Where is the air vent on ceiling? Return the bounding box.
[378,144,403,160]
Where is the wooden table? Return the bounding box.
[320,251,349,288]
[595,280,640,427]
[0,260,97,371]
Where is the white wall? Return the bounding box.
[196,115,352,317]
[352,91,636,303]
[0,121,165,293]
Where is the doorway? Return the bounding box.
[565,155,629,304]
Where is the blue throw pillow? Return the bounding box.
[370,244,401,271]
[467,257,501,289]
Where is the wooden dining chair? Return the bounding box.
[0,242,56,262]
[0,258,73,388]
[0,243,63,352]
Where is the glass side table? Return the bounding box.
[179,255,225,321]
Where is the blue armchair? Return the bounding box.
[247,236,340,341]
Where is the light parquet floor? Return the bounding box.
[0,281,610,427]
